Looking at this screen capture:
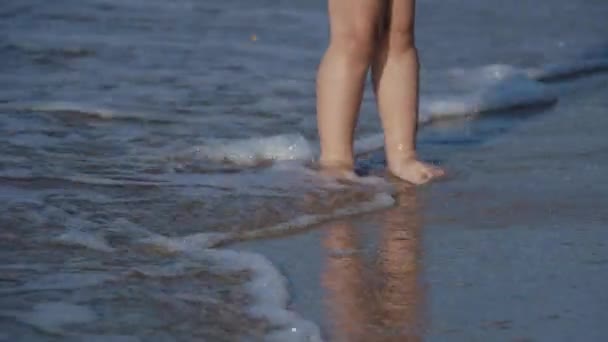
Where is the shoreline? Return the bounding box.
[233,75,608,341]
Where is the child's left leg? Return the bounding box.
[372,0,444,184]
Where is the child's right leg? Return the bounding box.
[316,0,385,172]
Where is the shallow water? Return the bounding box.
[1,0,607,340]
[421,74,608,342]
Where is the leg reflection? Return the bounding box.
[322,185,425,341]
[322,221,368,342]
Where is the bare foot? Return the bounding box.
[315,160,386,186]
[388,157,445,185]
[319,165,358,181]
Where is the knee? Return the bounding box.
[330,28,377,66]
[387,25,416,54]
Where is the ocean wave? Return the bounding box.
[527,58,608,82]
[180,57,608,165]
[421,64,557,120]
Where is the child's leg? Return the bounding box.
[316,0,385,171]
[372,0,444,184]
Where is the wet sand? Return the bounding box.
[235,76,608,341]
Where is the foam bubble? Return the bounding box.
[185,134,315,166]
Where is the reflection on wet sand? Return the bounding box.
[322,185,425,341]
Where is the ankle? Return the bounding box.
[386,146,418,168]
[319,156,354,171]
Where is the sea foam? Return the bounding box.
[107,191,396,341]
[422,64,556,119]
[132,231,323,341]
[186,133,315,166]
[206,249,323,342]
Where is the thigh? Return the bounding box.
[327,0,386,42]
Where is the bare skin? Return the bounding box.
[317,0,445,184]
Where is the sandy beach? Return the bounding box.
[2,1,607,340]
[235,75,608,341]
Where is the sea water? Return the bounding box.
[1,0,607,340]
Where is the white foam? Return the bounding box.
[421,64,556,119]
[134,233,323,340]
[139,232,231,251]
[417,57,608,121]
[203,249,323,342]
[186,134,315,166]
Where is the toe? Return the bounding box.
[427,164,445,177]
[416,170,433,185]
[432,167,445,177]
